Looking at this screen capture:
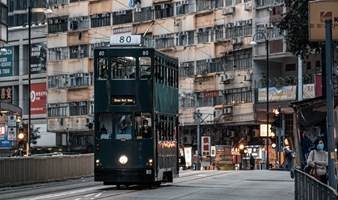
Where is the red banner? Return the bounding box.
[31,83,47,115]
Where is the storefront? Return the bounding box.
[0,102,22,157]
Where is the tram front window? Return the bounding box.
[135,114,152,139]
[114,114,133,140]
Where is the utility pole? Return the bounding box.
[324,19,336,189]
[194,110,202,170]
[26,0,32,156]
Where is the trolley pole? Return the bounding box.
[324,19,336,189]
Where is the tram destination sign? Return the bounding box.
[110,34,141,46]
[112,95,136,105]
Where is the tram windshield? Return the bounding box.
[97,113,152,140]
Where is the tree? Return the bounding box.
[30,127,41,145]
[278,0,321,58]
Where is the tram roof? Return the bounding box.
[94,46,178,63]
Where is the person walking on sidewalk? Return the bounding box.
[306,138,328,184]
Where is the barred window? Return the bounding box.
[91,13,111,28]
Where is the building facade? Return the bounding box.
[45,0,255,157]
[0,0,7,44]
[0,0,54,152]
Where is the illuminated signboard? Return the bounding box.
[112,96,136,105]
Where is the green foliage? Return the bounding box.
[278,0,321,58]
[30,127,41,145]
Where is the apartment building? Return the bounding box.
[0,0,55,151]
[46,0,255,154]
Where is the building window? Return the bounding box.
[48,16,68,33]
[154,34,175,49]
[196,0,213,11]
[48,103,69,117]
[197,28,211,44]
[134,7,153,22]
[48,47,69,61]
[224,87,252,105]
[69,45,89,59]
[154,4,173,19]
[176,1,190,15]
[179,61,194,78]
[90,13,111,28]
[233,49,252,69]
[112,9,132,25]
[69,16,90,31]
[69,101,88,116]
[215,25,225,41]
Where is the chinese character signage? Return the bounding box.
[31,83,47,115]
[0,47,13,77]
[0,86,12,103]
[201,136,211,156]
[0,124,14,149]
[31,43,47,74]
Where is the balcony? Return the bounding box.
[48,116,93,132]
[255,0,284,10]
[256,83,316,103]
[194,73,223,92]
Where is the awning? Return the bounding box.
[0,102,22,115]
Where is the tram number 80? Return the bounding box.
[119,36,132,44]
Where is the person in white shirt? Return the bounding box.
[307,139,328,183]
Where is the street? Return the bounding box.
[0,170,294,200]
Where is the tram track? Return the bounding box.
[57,171,231,200]
[12,170,232,200]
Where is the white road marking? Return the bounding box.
[84,193,96,197]
[18,186,105,200]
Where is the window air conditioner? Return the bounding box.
[244,2,252,11]
[223,6,235,15]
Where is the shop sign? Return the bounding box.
[260,124,272,137]
[258,86,296,102]
[31,43,47,74]
[201,136,211,156]
[303,84,316,99]
[0,86,12,103]
[31,83,47,115]
[0,47,13,77]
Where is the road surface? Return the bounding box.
[0,170,294,200]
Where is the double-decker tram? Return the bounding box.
[93,45,179,187]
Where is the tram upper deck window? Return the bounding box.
[98,58,109,80]
[140,57,151,80]
[111,57,136,80]
[135,113,152,139]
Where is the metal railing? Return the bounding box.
[294,169,337,200]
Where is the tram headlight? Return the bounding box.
[147,159,153,166]
[119,155,128,165]
[96,159,100,164]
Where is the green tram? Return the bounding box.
[93,47,179,187]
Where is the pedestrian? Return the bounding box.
[284,147,293,171]
[250,154,255,170]
[306,138,328,184]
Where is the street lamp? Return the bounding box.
[251,30,270,169]
[27,1,52,156]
